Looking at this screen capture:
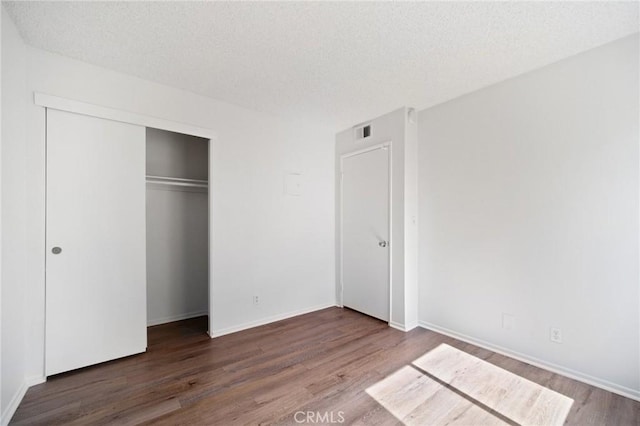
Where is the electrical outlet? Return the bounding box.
[550,327,562,344]
[253,295,259,305]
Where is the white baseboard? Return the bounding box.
[26,375,46,387]
[147,310,208,326]
[418,320,640,402]
[1,380,28,426]
[389,320,419,332]
[389,321,407,331]
[210,302,336,338]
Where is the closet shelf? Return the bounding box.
[145,175,208,190]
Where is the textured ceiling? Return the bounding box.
[4,1,639,130]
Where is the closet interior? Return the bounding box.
[145,128,209,333]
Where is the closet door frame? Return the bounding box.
[35,93,216,337]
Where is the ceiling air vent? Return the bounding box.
[354,124,371,141]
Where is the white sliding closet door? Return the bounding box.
[46,109,147,376]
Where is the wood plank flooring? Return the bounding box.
[10,307,640,425]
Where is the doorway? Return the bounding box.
[145,128,209,333]
[340,143,391,322]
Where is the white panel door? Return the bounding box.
[342,146,390,321]
[46,109,147,376]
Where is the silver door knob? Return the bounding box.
[378,241,387,248]
[52,247,62,254]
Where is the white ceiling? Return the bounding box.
[4,1,639,130]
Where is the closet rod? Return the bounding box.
[145,175,208,188]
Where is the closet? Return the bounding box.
[44,101,211,377]
[145,128,209,329]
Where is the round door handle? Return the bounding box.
[52,247,62,255]
[378,241,387,248]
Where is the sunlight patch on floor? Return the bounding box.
[366,344,573,425]
[366,365,509,425]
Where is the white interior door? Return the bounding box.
[341,145,390,321]
[46,109,147,376]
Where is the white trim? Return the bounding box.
[389,321,407,332]
[1,380,28,426]
[147,310,209,327]
[208,141,214,336]
[419,320,640,402]
[25,375,46,387]
[339,142,393,323]
[404,320,419,331]
[340,142,389,160]
[389,321,419,332]
[210,303,336,338]
[34,93,215,140]
[339,168,344,308]
[387,144,393,326]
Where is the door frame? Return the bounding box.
[339,141,393,324]
[35,93,217,337]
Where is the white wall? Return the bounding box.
[336,108,418,330]
[418,34,639,398]
[2,21,335,413]
[1,7,29,424]
[146,188,209,325]
[146,129,209,325]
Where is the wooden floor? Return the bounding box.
[11,307,639,425]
